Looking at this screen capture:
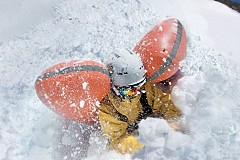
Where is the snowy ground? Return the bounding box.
[149,0,240,65]
[1,0,240,160]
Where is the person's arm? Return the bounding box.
[145,82,182,130]
[98,103,144,154]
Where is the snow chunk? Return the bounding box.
[80,100,85,108]
[159,26,163,32]
[56,81,60,86]
[70,103,77,108]
[162,57,166,62]
[138,118,171,147]
[82,82,89,90]
[44,93,49,99]
[95,101,100,107]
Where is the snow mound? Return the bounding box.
[133,37,240,159]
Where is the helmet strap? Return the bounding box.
[112,85,121,96]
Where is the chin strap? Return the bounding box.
[112,85,120,96]
[112,85,127,99]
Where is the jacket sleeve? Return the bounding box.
[145,82,182,122]
[98,103,144,154]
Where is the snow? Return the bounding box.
[0,0,58,41]
[80,101,85,108]
[149,0,240,65]
[1,0,240,160]
[162,58,167,63]
[82,82,89,90]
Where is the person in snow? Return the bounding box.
[98,49,183,154]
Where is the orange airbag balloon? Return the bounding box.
[133,18,187,82]
[35,60,110,125]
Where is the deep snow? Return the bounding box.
[1,0,240,160]
[149,0,240,65]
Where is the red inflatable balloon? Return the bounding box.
[133,18,187,82]
[35,60,111,125]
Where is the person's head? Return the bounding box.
[107,49,146,99]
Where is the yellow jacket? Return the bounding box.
[98,82,182,154]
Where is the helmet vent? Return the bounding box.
[117,72,123,75]
[117,72,128,75]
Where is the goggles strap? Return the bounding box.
[112,85,121,96]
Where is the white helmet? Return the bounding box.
[107,49,146,87]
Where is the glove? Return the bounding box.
[112,135,144,154]
[169,123,181,131]
[168,121,184,133]
[169,119,190,134]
